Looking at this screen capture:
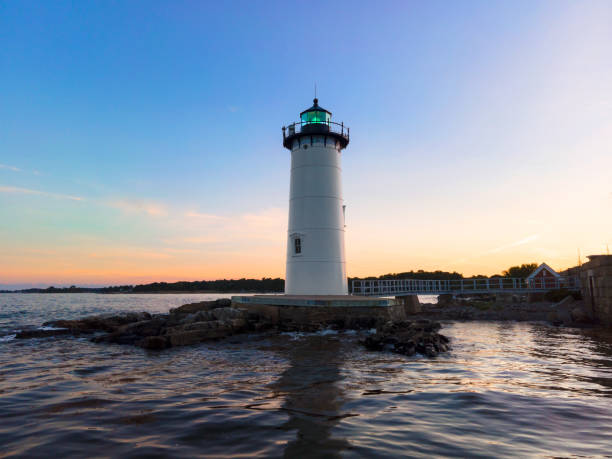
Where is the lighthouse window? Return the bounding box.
[301,110,330,125]
[294,238,302,254]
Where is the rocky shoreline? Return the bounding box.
[414,295,594,327]
[14,298,451,357]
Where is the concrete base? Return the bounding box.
[231,295,410,330]
[396,295,421,314]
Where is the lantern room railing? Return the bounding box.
[282,120,350,143]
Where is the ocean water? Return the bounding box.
[1,293,612,458]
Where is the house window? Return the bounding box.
[294,237,301,254]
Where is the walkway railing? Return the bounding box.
[351,277,581,296]
[283,120,350,140]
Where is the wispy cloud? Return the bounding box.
[450,234,541,266]
[485,234,541,255]
[0,164,21,172]
[107,199,168,217]
[0,185,84,201]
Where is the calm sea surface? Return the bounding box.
[1,293,612,458]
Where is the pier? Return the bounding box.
[351,277,581,296]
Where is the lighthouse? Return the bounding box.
[282,99,350,295]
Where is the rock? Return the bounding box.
[545,296,577,326]
[118,318,166,336]
[44,312,151,333]
[181,310,214,324]
[362,320,449,357]
[555,295,575,308]
[216,298,232,307]
[437,294,454,307]
[19,299,255,349]
[547,310,561,326]
[167,327,231,347]
[169,298,232,315]
[138,336,168,350]
[230,318,247,329]
[495,293,514,305]
[15,328,72,339]
[92,318,167,345]
[527,292,545,303]
[571,307,588,323]
[211,307,243,321]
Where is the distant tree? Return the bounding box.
[121,278,284,293]
[350,270,463,282]
[502,263,538,278]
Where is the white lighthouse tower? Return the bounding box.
[282,99,350,295]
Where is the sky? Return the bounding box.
[1,0,611,288]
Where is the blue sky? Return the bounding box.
[1,1,611,287]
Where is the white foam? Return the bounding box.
[316,329,338,336]
[280,331,304,340]
[281,328,340,340]
[0,334,16,342]
[38,326,67,331]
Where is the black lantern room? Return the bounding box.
[282,98,349,150]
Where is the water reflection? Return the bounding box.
[270,335,351,458]
[526,324,612,393]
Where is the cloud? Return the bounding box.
[0,164,21,172]
[449,234,541,266]
[108,199,168,217]
[0,185,84,201]
[485,234,541,255]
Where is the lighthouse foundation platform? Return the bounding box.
[231,295,420,330]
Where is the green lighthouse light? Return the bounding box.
[301,109,330,125]
[300,98,331,126]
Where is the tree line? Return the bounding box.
[349,263,539,282]
[2,264,541,293]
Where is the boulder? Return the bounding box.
[211,307,243,321]
[92,318,167,345]
[181,310,214,324]
[555,295,575,308]
[15,328,72,339]
[437,294,454,307]
[117,318,166,336]
[169,298,232,315]
[44,312,151,333]
[167,327,231,347]
[570,307,588,323]
[362,320,449,357]
[138,336,168,350]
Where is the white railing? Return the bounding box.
[351,277,580,296]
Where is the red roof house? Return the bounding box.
[527,263,561,289]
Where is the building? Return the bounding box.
[527,263,561,289]
[282,99,350,295]
[579,255,612,326]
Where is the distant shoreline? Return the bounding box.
[0,290,281,295]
